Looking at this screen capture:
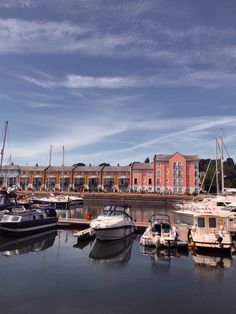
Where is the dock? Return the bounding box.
[58,218,149,233]
[57,218,189,246]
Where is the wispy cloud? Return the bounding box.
[18,68,236,90]
[0,0,35,8]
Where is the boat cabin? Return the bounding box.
[192,211,230,234]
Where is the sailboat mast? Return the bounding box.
[0,121,8,172]
[215,137,219,196]
[220,129,224,194]
[62,145,64,191]
[49,145,52,166]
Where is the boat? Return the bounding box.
[0,206,58,236]
[0,229,57,257]
[74,227,95,240]
[0,188,22,211]
[31,194,83,209]
[140,214,177,248]
[90,202,136,241]
[189,210,233,253]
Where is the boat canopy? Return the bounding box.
[151,214,170,225]
[102,203,130,215]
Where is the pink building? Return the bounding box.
[154,152,199,194]
[130,162,154,192]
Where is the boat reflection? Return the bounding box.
[141,245,188,267]
[0,230,57,257]
[89,234,136,263]
[73,237,95,250]
[191,251,232,270]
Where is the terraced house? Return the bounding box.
[0,152,199,194]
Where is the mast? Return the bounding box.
[215,137,219,196]
[49,145,52,166]
[219,129,224,194]
[0,121,8,172]
[62,145,64,191]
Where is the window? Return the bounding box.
[156,179,160,185]
[134,178,138,185]
[209,218,216,228]
[156,170,161,176]
[198,217,205,228]
[148,178,152,185]
[156,162,161,167]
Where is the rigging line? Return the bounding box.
[199,159,212,193]
[223,141,231,159]
[208,169,216,194]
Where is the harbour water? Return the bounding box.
[0,204,236,314]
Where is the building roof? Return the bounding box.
[132,162,153,170]
[154,153,199,161]
[103,166,130,172]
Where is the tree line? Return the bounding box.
[199,158,236,193]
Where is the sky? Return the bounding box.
[1,0,236,166]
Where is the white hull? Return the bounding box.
[140,225,177,248]
[94,226,136,241]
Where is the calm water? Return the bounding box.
[0,205,236,314]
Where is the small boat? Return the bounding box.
[90,202,136,241]
[0,207,58,236]
[31,194,83,209]
[74,227,95,240]
[140,214,177,248]
[189,210,233,253]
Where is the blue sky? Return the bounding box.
[1,0,236,166]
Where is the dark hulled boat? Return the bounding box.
[0,207,58,236]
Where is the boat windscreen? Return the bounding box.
[1,215,21,222]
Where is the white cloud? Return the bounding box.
[18,68,236,90]
[65,74,137,89]
[0,0,35,8]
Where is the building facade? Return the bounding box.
[0,152,199,194]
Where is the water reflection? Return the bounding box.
[0,230,57,257]
[191,251,233,270]
[57,202,175,223]
[141,245,188,268]
[89,234,136,264]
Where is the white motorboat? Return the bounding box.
[190,210,233,252]
[140,214,177,248]
[90,202,136,241]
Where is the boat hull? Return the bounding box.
[0,218,58,237]
[93,225,136,241]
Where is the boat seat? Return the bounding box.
[152,224,161,235]
[162,223,170,233]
